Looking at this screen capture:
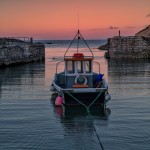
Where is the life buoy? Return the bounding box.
[105,93,111,102]
[74,75,87,85]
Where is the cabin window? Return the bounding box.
[85,61,91,73]
[77,61,83,73]
[67,61,74,74]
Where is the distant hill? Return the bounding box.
[135,25,150,37]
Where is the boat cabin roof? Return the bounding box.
[64,53,94,61]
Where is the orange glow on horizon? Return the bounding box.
[0,0,150,40]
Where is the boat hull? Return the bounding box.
[52,79,108,107]
[63,91,105,106]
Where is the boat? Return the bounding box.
[51,30,111,111]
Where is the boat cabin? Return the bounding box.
[64,53,94,88]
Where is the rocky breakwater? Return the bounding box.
[99,25,150,59]
[0,42,45,66]
[107,36,150,59]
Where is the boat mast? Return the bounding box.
[77,14,80,53]
[77,30,80,53]
[64,30,94,58]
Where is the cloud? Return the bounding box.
[89,28,105,31]
[146,13,150,17]
[89,26,119,31]
[125,26,136,29]
[108,26,119,30]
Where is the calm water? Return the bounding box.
[0,41,150,150]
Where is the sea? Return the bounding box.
[0,40,150,150]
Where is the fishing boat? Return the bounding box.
[51,30,111,111]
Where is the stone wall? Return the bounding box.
[0,44,45,66]
[108,36,150,59]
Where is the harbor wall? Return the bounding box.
[0,43,45,66]
[106,36,150,59]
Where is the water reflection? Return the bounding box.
[108,59,150,97]
[108,59,150,76]
[50,93,111,149]
[55,106,111,118]
[0,62,45,100]
[0,84,1,99]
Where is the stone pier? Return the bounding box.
[108,36,150,59]
[0,37,45,66]
[99,25,150,59]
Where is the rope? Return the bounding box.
[92,120,104,150]
[87,107,104,150]
[63,31,78,58]
[88,113,104,150]
[66,90,103,113]
[88,91,103,109]
[66,91,105,149]
[79,31,94,58]
[87,110,105,149]
[66,91,90,113]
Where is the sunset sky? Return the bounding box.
[0,0,150,40]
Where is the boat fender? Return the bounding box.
[50,84,55,91]
[105,93,111,102]
[55,96,63,107]
[75,75,87,85]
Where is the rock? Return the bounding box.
[135,25,150,37]
[98,43,109,50]
[0,44,45,66]
[104,52,110,59]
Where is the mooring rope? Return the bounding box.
[88,113,104,150]
[66,90,103,113]
[93,124,104,150]
[66,91,89,112]
[66,91,105,149]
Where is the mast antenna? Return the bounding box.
[77,13,79,31]
[77,13,80,53]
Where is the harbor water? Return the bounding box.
[0,40,150,150]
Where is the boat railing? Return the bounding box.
[93,61,100,74]
[56,60,64,74]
